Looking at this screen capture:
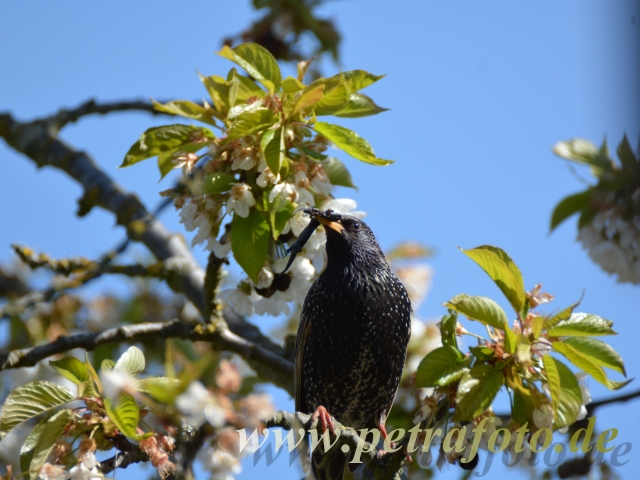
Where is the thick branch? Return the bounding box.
[587,387,640,415]
[0,320,294,395]
[264,411,409,480]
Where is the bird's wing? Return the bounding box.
[295,310,312,413]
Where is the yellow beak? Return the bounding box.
[316,216,345,233]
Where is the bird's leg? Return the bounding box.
[311,405,336,435]
[376,423,413,463]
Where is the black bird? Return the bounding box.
[294,210,412,480]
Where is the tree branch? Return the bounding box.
[0,320,294,395]
[50,99,165,130]
[0,107,288,377]
[264,411,409,480]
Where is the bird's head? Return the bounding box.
[309,209,386,268]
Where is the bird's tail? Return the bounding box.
[311,449,348,480]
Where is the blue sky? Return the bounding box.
[1,1,639,479]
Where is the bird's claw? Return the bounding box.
[311,405,336,436]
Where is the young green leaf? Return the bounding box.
[616,134,640,177]
[553,138,613,176]
[282,76,306,93]
[340,70,386,91]
[121,125,212,168]
[199,73,231,116]
[550,190,592,232]
[550,357,583,430]
[101,359,116,371]
[294,84,325,113]
[440,310,458,348]
[202,172,237,194]
[511,390,535,429]
[415,345,469,388]
[270,201,295,240]
[469,346,495,361]
[114,346,146,375]
[261,127,285,174]
[453,364,504,422]
[559,337,626,376]
[49,357,90,385]
[152,99,217,126]
[217,43,282,92]
[323,157,357,189]
[445,294,509,331]
[231,209,271,283]
[227,107,275,140]
[104,394,140,440]
[553,342,631,390]
[460,245,526,315]
[542,354,561,413]
[313,79,351,114]
[137,377,182,404]
[313,122,393,166]
[228,68,266,104]
[20,420,46,480]
[28,409,72,474]
[333,93,389,118]
[542,300,581,330]
[0,381,74,440]
[546,312,616,337]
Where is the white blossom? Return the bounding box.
[199,448,242,480]
[219,288,255,317]
[207,237,232,259]
[99,369,137,399]
[255,266,274,289]
[227,184,255,218]
[533,404,554,429]
[322,198,366,219]
[268,182,297,204]
[256,167,277,187]
[38,464,69,480]
[311,167,332,194]
[175,381,226,428]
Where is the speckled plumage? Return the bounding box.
[294,214,412,480]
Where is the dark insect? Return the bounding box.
[280,209,342,274]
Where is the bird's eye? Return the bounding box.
[353,222,360,230]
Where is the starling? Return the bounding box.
[294,210,412,480]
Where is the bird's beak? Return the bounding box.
[316,216,345,233]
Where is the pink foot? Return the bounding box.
[311,405,335,435]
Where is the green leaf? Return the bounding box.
[294,84,325,113]
[511,390,535,429]
[0,381,74,440]
[313,122,393,166]
[445,294,509,331]
[440,310,458,348]
[313,78,352,114]
[152,99,217,126]
[29,409,72,474]
[136,377,182,404]
[199,73,230,117]
[415,346,469,387]
[542,300,581,330]
[553,342,630,390]
[121,125,212,167]
[227,68,266,105]
[454,364,504,422]
[560,337,626,376]
[20,420,46,480]
[217,43,282,92]
[550,357,583,430]
[300,146,328,161]
[323,157,357,189]
[231,209,270,283]
[460,245,526,315]
[202,172,237,194]
[270,201,295,240]
[101,359,116,371]
[114,346,146,375]
[469,346,495,361]
[261,127,285,174]
[227,106,275,140]
[104,394,140,440]
[333,93,389,118]
[553,138,613,175]
[340,70,385,91]
[616,134,640,176]
[550,190,592,231]
[543,354,561,413]
[547,312,616,337]
[282,76,305,93]
[49,357,89,385]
